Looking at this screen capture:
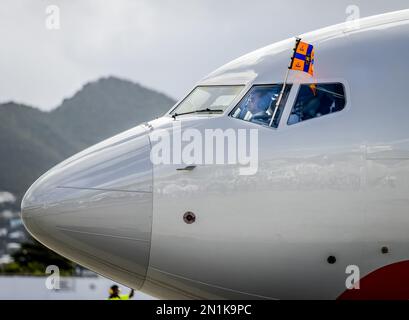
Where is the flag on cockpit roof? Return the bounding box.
[289,40,314,76]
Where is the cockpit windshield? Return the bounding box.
[170,85,244,117]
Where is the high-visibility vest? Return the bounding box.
[107,294,130,300]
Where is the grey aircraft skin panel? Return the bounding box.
[21,9,409,299]
[21,124,154,289]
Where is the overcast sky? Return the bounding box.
[0,0,407,110]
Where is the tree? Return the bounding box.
[0,239,75,275]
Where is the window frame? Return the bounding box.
[228,83,293,129]
[286,82,348,127]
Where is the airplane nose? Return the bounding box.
[21,125,153,289]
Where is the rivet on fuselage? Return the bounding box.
[183,211,196,224]
[327,256,336,264]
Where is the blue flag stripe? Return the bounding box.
[306,44,313,56]
[294,52,306,60]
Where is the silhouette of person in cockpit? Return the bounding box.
[237,90,273,124]
[302,86,335,120]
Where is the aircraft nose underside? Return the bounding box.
[21,125,153,289]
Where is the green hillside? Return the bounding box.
[0,76,175,203]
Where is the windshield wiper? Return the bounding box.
[172,108,224,119]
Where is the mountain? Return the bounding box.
[50,76,175,148]
[0,77,176,204]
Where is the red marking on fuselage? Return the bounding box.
[338,260,409,300]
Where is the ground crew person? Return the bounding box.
[107,284,134,300]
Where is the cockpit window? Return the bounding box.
[170,85,244,116]
[287,83,346,125]
[230,84,292,128]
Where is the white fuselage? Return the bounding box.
[21,10,409,299]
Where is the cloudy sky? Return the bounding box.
[0,0,407,110]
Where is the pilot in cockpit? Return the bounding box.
[288,84,336,125]
[235,90,273,124]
